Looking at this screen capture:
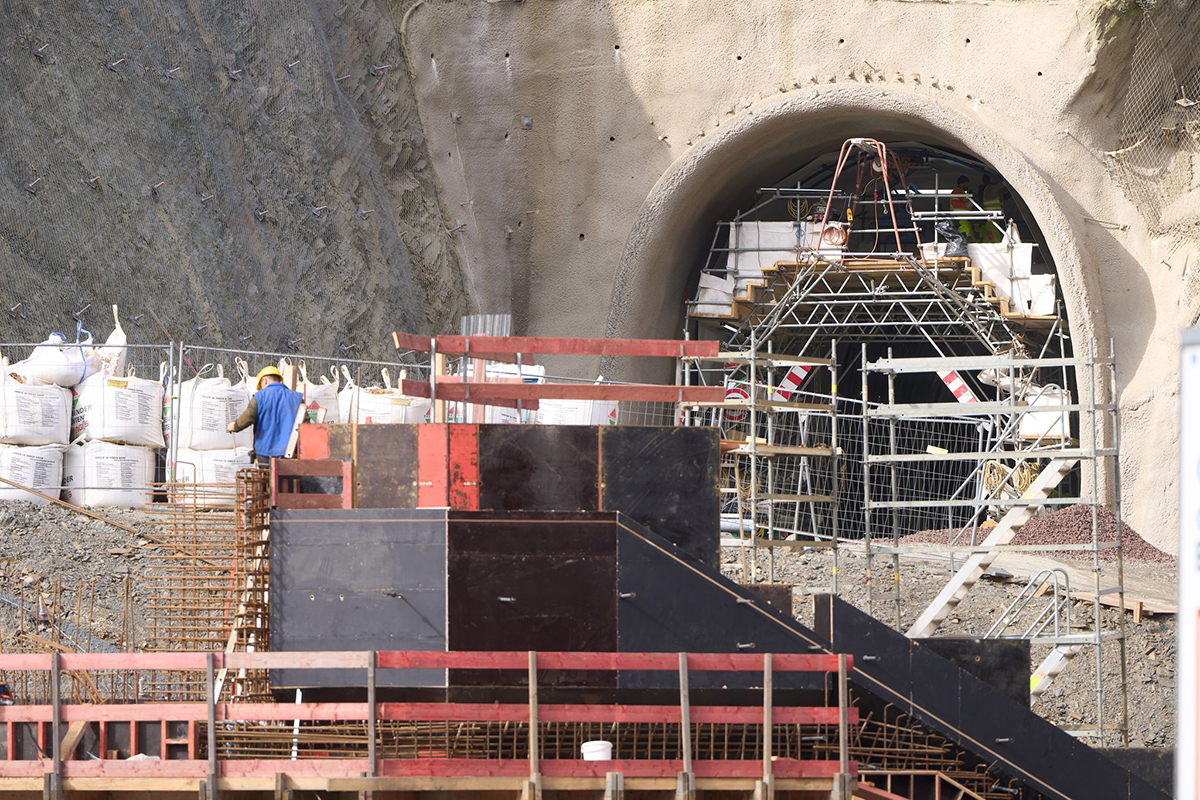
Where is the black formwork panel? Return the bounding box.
[614,516,826,693]
[446,511,617,688]
[270,508,448,690]
[918,637,1030,707]
[478,426,599,512]
[600,426,719,566]
[814,595,1168,800]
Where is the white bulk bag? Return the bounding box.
[336,365,357,424]
[11,333,102,388]
[0,372,71,445]
[176,366,252,450]
[534,376,617,426]
[405,397,432,424]
[171,447,252,506]
[91,305,128,378]
[1018,384,1070,441]
[160,362,173,448]
[338,367,410,425]
[295,361,339,423]
[231,358,254,394]
[72,373,166,448]
[0,444,65,505]
[61,441,155,508]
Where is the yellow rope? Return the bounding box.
[983,459,1038,497]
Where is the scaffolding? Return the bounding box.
[862,346,1129,746]
[681,137,1126,744]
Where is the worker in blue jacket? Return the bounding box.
[228,366,304,467]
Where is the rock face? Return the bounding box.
[0,0,468,360]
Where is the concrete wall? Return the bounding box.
[403,0,1200,552]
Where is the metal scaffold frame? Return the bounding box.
[680,344,842,590]
[860,343,1128,747]
[681,136,1129,744]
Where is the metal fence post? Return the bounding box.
[50,651,61,800]
[207,652,218,800]
[835,653,852,800]
[760,653,773,800]
[367,650,377,778]
[677,652,694,799]
[525,651,541,800]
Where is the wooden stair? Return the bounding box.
[690,256,1057,329]
[905,457,1078,639]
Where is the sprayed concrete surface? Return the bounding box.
[403,0,1200,553]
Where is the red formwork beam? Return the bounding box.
[403,376,539,410]
[375,702,854,725]
[376,650,849,672]
[429,382,723,404]
[3,651,849,673]
[394,333,719,360]
[0,757,853,780]
[0,701,856,727]
[379,758,852,779]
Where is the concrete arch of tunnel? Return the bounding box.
[604,85,1105,378]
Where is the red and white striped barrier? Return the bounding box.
[937,369,979,404]
[724,382,749,422]
[772,365,812,402]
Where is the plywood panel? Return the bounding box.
[295,424,330,459]
[600,426,719,566]
[355,426,419,508]
[614,518,825,692]
[448,424,480,510]
[417,423,449,507]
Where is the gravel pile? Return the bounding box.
[0,501,162,649]
[903,504,1173,564]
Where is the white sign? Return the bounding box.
[1179,329,1200,800]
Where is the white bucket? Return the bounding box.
[580,740,613,761]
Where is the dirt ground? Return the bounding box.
[722,543,1177,748]
[0,502,160,655]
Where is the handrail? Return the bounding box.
[0,649,859,791]
[0,650,852,672]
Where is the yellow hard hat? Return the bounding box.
[255,365,283,390]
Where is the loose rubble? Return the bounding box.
[0,501,159,651]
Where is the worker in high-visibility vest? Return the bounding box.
[227,366,304,467]
[977,174,1006,243]
[950,175,973,241]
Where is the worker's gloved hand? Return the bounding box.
[226,422,236,433]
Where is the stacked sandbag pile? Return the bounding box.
[2,309,131,507]
[169,363,252,506]
[0,366,71,504]
[67,362,163,509]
